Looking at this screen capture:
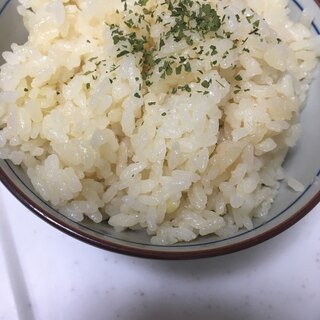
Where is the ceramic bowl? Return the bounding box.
[0,0,319,259]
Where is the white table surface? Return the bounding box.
[0,182,319,320]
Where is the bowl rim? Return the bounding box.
[1,164,319,259]
[0,0,319,259]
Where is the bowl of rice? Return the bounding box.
[0,0,319,259]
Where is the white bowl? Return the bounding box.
[0,0,319,259]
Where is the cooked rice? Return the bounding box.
[0,0,319,244]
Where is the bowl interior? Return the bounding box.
[0,0,319,258]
